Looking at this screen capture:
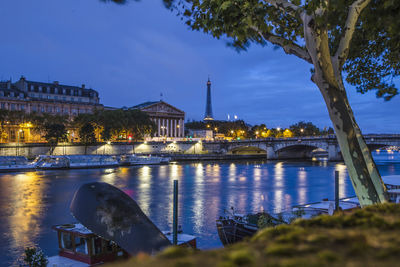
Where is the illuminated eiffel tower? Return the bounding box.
[203,77,214,121]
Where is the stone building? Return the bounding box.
[129,101,185,138]
[0,76,102,142]
[0,76,102,116]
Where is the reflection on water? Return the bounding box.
[0,151,399,265]
[0,172,48,266]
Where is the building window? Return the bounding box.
[71,97,74,102]
[63,88,66,94]
[0,91,3,97]
[19,93,24,98]
[30,85,34,91]
[41,106,45,112]
[1,103,5,109]
[32,105,37,112]
[54,96,58,100]
[11,104,15,110]
[38,86,42,92]
[47,95,50,99]
[56,107,60,113]
[21,105,25,111]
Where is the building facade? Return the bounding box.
[0,76,102,116]
[130,101,185,138]
[0,77,102,143]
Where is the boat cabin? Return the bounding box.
[51,223,128,265]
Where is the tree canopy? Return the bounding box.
[160,0,400,100]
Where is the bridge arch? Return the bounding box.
[274,144,328,160]
[227,145,267,155]
[367,143,394,151]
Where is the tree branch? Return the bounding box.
[251,26,312,64]
[334,0,371,68]
[262,0,303,18]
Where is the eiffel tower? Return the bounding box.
[204,77,214,121]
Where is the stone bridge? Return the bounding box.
[124,134,400,161]
[200,134,400,161]
[3,134,398,160]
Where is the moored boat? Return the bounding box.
[0,156,36,172]
[118,154,170,166]
[33,155,70,169]
[217,196,361,246]
[48,223,128,266]
[67,155,119,169]
[34,155,119,170]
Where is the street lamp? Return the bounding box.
[16,129,23,156]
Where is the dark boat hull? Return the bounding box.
[216,218,258,246]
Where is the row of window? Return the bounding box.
[0,91,99,104]
[0,91,24,98]
[0,102,91,114]
[29,84,84,96]
[29,93,91,103]
[28,84,99,98]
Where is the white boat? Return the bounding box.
[119,154,170,166]
[291,196,360,219]
[33,155,70,169]
[0,156,35,172]
[67,155,119,169]
[34,155,119,170]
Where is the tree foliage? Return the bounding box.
[74,109,156,142]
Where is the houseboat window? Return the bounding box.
[74,236,89,255]
[91,237,102,255]
[60,232,73,250]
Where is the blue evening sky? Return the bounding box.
[0,0,398,133]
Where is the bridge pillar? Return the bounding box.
[266,145,277,160]
[328,143,342,161]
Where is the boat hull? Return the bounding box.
[216,218,258,246]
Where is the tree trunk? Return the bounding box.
[315,74,388,207]
[301,13,388,207]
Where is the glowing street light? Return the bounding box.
[277,127,281,131]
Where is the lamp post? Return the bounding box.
[16,129,23,156]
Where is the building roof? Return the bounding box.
[25,79,99,97]
[130,101,161,110]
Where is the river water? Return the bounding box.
[0,151,399,266]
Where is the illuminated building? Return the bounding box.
[0,76,102,142]
[106,100,185,139]
[0,76,101,116]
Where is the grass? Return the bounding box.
[107,203,400,267]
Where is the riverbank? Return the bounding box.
[111,203,400,267]
[0,142,269,161]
